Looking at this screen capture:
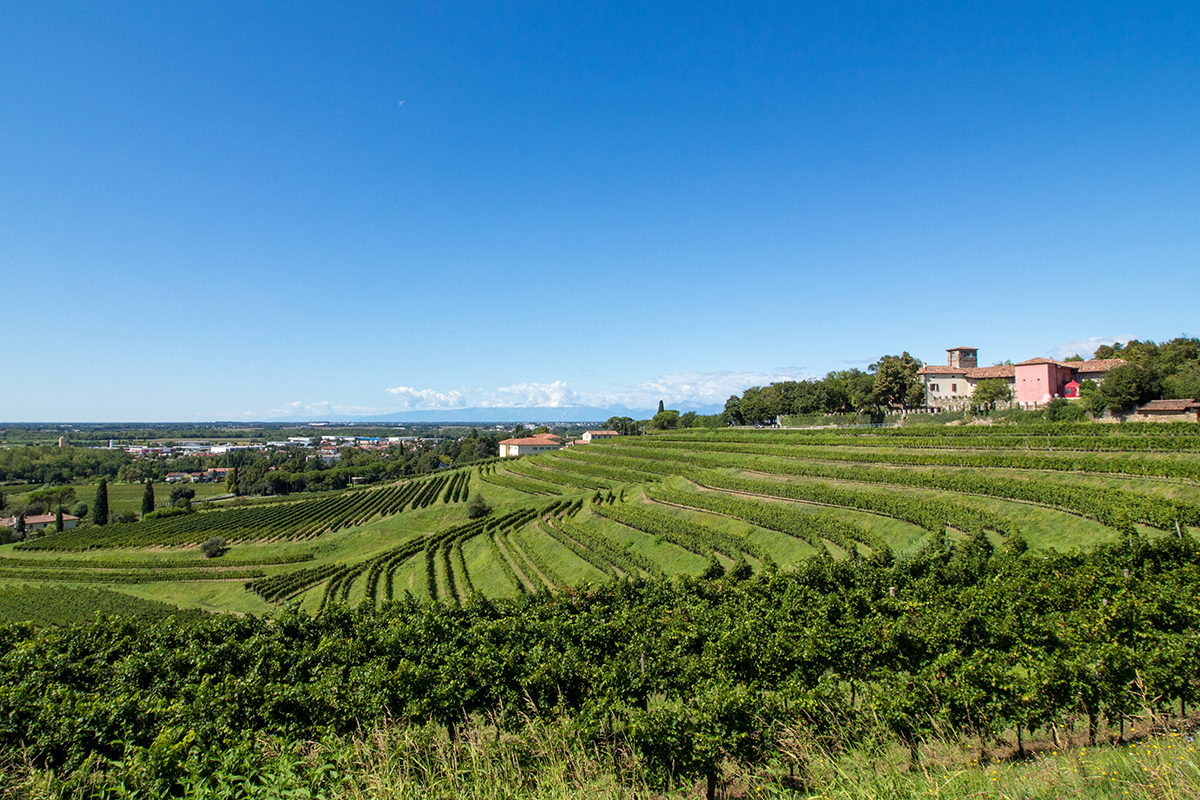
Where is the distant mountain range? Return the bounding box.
[265,402,724,424]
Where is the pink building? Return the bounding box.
[1013,358,1076,406]
[919,347,1126,409]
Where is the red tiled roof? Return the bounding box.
[1015,357,1057,366]
[1138,399,1200,412]
[500,435,562,446]
[2,513,79,527]
[965,365,1016,379]
[918,364,1015,378]
[945,346,978,351]
[585,430,619,435]
[1068,359,1126,373]
[917,365,968,375]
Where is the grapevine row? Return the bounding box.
[646,484,881,555]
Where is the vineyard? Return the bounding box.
[1,423,1198,625]
[2,422,1200,796]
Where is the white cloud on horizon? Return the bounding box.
[380,369,816,412]
[631,369,816,406]
[253,400,394,419]
[249,368,822,418]
[383,385,471,409]
[1052,334,1136,361]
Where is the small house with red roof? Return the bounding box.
[1,513,80,533]
[498,433,563,458]
[1134,399,1200,423]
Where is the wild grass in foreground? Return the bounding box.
[4,719,1197,800]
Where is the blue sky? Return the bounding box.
[2,2,1197,421]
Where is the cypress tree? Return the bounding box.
[54,506,63,533]
[93,479,109,526]
[658,399,665,413]
[15,512,25,536]
[142,480,155,516]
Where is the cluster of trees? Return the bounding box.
[2,532,1197,797]
[0,486,90,543]
[220,430,502,497]
[0,447,132,485]
[722,354,926,426]
[1071,337,1200,414]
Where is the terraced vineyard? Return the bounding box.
[2,422,1197,623]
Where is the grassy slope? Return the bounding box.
[3,435,1197,619]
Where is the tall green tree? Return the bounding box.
[871,352,925,409]
[54,506,63,533]
[658,399,665,413]
[651,409,680,430]
[141,480,155,516]
[720,396,743,426]
[92,478,109,526]
[1098,364,1155,412]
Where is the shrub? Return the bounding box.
[199,536,228,558]
[144,506,193,521]
[466,494,492,519]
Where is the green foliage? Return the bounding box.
[0,585,208,627]
[1097,363,1157,412]
[143,505,194,521]
[1044,397,1089,422]
[92,478,109,526]
[466,493,492,519]
[141,480,155,515]
[592,500,764,561]
[871,352,925,410]
[199,536,228,558]
[169,484,196,508]
[17,476,451,551]
[1165,360,1200,400]
[3,533,1200,795]
[600,439,1198,531]
[25,485,77,512]
[970,377,1013,412]
[650,409,680,430]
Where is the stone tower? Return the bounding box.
[946,347,978,369]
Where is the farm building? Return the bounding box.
[499,433,563,458]
[0,513,80,533]
[1134,398,1200,423]
[581,430,620,442]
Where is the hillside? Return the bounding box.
[1,422,1197,619]
[2,421,1200,798]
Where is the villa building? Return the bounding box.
[919,347,1126,409]
[1,513,79,533]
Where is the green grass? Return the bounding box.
[0,583,212,626]
[583,509,706,576]
[2,480,229,518]
[2,433,1197,620]
[523,523,608,586]
[12,712,1197,799]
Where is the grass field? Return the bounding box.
[1,479,229,518]
[1,423,1198,624]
